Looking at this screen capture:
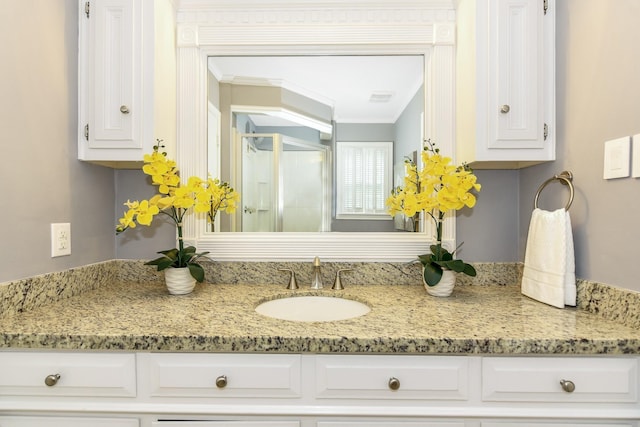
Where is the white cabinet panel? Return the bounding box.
[456,0,555,168]
[151,423,299,427]
[78,0,176,166]
[318,423,468,427]
[146,353,301,398]
[0,351,136,397]
[482,357,638,403]
[489,0,543,148]
[0,417,138,427]
[90,0,139,147]
[315,355,470,400]
[482,423,636,427]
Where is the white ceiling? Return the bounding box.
[207,55,424,125]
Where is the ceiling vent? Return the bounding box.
[369,92,394,103]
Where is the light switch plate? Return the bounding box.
[632,134,640,178]
[603,136,630,179]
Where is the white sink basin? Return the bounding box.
[255,296,370,322]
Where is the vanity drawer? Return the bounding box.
[315,355,470,400]
[482,357,638,403]
[0,416,139,427]
[0,351,136,397]
[146,353,301,398]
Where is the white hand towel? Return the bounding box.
[521,208,576,308]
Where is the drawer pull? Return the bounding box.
[44,374,61,387]
[388,377,401,391]
[215,375,228,389]
[120,105,130,114]
[500,104,510,114]
[560,379,575,393]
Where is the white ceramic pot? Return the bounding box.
[423,268,456,297]
[164,267,196,295]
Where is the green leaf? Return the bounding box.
[440,259,465,273]
[183,246,197,255]
[462,263,477,277]
[429,244,452,261]
[422,262,443,286]
[188,263,205,283]
[417,254,431,265]
[145,256,176,271]
[190,251,211,263]
[157,248,179,260]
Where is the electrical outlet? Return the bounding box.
[51,223,71,257]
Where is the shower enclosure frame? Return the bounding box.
[235,132,331,232]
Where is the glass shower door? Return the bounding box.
[240,134,275,232]
[280,136,328,232]
[239,133,329,232]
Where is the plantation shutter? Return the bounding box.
[336,141,393,218]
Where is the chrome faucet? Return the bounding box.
[278,268,298,290]
[311,256,323,289]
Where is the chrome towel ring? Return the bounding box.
[534,171,574,211]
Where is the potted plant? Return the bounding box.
[386,140,481,296]
[116,142,239,294]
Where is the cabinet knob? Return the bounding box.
[44,374,61,387]
[215,375,228,389]
[120,105,130,114]
[388,377,400,391]
[500,104,510,114]
[560,379,575,393]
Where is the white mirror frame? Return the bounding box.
[176,0,457,262]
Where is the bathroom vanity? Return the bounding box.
[22,0,635,425]
[1,270,639,427]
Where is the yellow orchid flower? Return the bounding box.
[135,200,160,226]
[385,140,481,281]
[116,141,240,280]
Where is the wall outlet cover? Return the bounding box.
[51,222,71,257]
[603,136,630,179]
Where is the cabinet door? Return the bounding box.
[85,0,142,150]
[0,417,138,427]
[482,423,636,427]
[482,357,638,403]
[318,423,469,427]
[315,355,470,401]
[0,351,137,397]
[488,0,544,150]
[151,422,299,426]
[144,353,301,399]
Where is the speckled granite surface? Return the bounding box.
[0,260,639,354]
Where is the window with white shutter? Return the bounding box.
[336,141,393,219]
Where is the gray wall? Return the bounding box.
[0,0,115,283]
[517,0,640,292]
[114,170,176,260]
[4,1,640,294]
[457,170,519,262]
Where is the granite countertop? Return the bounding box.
[1,278,639,354]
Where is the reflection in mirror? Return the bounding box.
[207,55,425,232]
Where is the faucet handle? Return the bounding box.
[332,268,352,290]
[278,268,298,290]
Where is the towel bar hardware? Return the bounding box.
[534,171,574,211]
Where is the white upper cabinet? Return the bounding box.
[456,0,555,169]
[78,0,176,168]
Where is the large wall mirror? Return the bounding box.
[176,0,457,261]
[208,55,425,233]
